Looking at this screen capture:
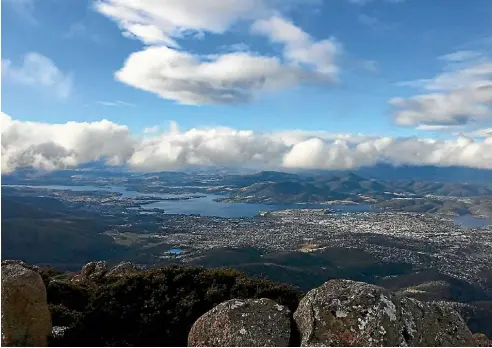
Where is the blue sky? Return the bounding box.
[1,0,492,172]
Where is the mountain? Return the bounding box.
[355,164,492,184]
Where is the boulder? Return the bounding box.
[1,259,40,273]
[79,261,108,281]
[1,263,52,346]
[188,298,292,347]
[294,279,475,347]
[105,261,137,278]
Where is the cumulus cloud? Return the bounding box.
[1,113,135,173]
[94,0,268,47]
[391,54,492,128]
[1,53,73,99]
[2,113,491,173]
[115,46,333,105]
[251,16,339,77]
[95,0,339,105]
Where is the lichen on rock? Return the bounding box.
[188,298,292,347]
[1,263,52,347]
[293,279,476,347]
[79,261,108,281]
[105,261,138,278]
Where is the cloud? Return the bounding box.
[346,0,406,5]
[2,113,491,173]
[3,0,38,25]
[93,0,269,47]
[357,14,379,29]
[64,22,103,43]
[115,46,334,105]
[251,16,340,77]
[95,1,340,105]
[97,100,136,107]
[458,128,492,138]
[1,53,73,99]
[391,55,492,128]
[438,50,482,63]
[1,113,135,173]
[143,126,160,134]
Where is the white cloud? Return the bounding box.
[251,16,340,76]
[97,100,136,107]
[458,128,492,138]
[1,113,135,173]
[95,1,340,105]
[143,126,160,134]
[115,46,334,105]
[391,56,492,128]
[438,50,482,63]
[1,53,73,99]
[94,0,269,47]
[2,113,491,173]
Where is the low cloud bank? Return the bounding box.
[2,113,491,173]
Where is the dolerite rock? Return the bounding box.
[1,259,40,273]
[433,301,492,338]
[51,326,69,341]
[105,261,137,278]
[472,333,492,347]
[293,279,475,347]
[79,261,108,281]
[1,263,52,346]
[188,298,292,347]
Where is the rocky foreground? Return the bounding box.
[1,260,491,347]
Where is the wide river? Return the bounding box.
[3,184,491,227]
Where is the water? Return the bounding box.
[453,215,491,228]
[2,184,376,218]
[168,248,184,255]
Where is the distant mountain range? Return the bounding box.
[4,163,491,184]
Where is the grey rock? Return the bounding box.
[105,261,137,278]
[188,298,292,347]
[1,263,52,347]
[472,333,492,347]
[294,279,475,347]
[70,274,84,283]
[80,261,108,281]
[1,260,40,273]
[52,326,69,340]
[433,301,492,339]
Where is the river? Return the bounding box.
[3,184,490,227]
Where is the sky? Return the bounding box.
[1,0,492,173]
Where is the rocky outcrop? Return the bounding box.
[293,279,475,347]
[188,298,292,347]
[79,261,108,281]
[71,261,138,283]
[105,261,138,278]
[473,333,492,347]
[52,326,69,341]
[1,263,52,346]
[433,301,492,339]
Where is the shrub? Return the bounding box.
[53,265,302,347]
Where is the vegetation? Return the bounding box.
[48,265,302,347]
